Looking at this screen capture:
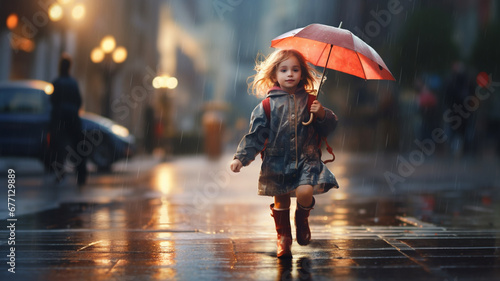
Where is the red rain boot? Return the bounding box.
[295,197,315,246]
[270,204,292,259]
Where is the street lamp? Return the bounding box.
[152,75,178,90]
[48,1,86,54]
[90,35,128,118]
[48,2,86,22]
[152,74,178,153]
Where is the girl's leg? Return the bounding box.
[274,194,291,209]
[271,193,292,258]
[295,185,313,207]
[295,185,315,246]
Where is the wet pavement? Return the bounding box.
[0,149,499,280]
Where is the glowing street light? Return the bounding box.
[48,3,64,21]
[90,47,105,63]
[91,36,127,64]
[49,1,85,21]
[100,36,116,54]
[71,4,85,20]
[90,36,128,118]
[112,46,128,64]
[48,1,85,55]
[153,75,178,90]
[152,76,163,89]
[166,77,178,89]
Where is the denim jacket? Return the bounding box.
[234,85,339,196]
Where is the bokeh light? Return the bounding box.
[6,14,18,30]
[45,84,54,95]
[153,75,178,89]
[72,4,85,20]
[112,46,128,63]
[100,36,116,54]
[90,47,105,63]
[48,4,63,21]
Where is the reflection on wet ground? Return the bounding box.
[5,194,499,281]
[1,152,499,280]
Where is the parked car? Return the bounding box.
[0,80,135,171]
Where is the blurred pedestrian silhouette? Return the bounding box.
[484,78,500,157]
[415,76,439,141]
[49,53,87,186]
[444,62,476,156]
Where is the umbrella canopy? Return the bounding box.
[271,23,395,81]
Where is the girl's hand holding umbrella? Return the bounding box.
[309,100,326,120]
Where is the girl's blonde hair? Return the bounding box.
[248,49,322,98]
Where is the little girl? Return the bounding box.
[230,49,339,258]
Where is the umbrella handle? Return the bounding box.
[302,43,333,126]
[302,113,314,125]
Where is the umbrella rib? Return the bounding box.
[355,51,367,80]
[316,44,333,96]
[315,42,329,66]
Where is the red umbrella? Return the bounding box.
[271,23,395,124]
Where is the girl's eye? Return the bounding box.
[293,69,300,72]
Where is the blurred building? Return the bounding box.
[156,1,342,137]
[0,0,160,147]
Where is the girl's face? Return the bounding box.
[275,55,302,94]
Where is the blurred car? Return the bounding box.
[0,80,135,171]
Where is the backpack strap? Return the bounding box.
[262,97,271,120]
[307,94,316,111]
[307,94,336,164]
[322,136,336,163]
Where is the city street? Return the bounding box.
[0,150,499,280]
[2,1,500,280]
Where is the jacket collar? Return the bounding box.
[266,82,307,97]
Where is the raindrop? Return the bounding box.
[233,42,241,94]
